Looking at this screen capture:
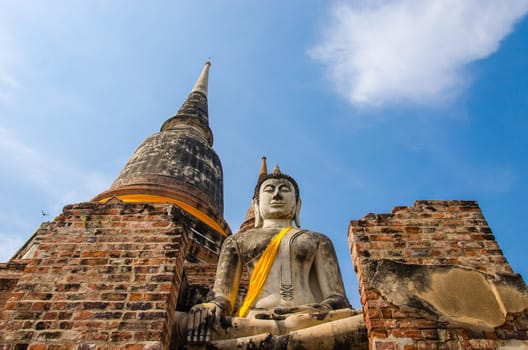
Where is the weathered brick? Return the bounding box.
[0,202,213,348]
[374,340,401,350]
[349,200,524,349]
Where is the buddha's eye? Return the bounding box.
[279,185,291,192]
[262,185,275,193]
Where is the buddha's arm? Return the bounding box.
[212,235,243,314]
[187,237,243,343]
[314,235,350,309]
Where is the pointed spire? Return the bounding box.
[160,62,213,145]
[191,61,211,97]
[258,156,268,182]
[272,164,281,175]
[92,61,230,237]
[238,156,269,232]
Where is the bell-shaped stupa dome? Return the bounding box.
[92,62,229,236]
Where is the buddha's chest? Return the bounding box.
[239,230,318,268]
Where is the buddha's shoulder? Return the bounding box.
[227,228,277,244]
[296,229,331,242]
[227,228,331,243]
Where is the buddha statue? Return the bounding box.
[179,165,365,349]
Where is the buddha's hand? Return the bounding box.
[187,302,223,344]
[273,303,332,316]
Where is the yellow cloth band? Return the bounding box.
[237,225,293,317]
[98,194,227,236]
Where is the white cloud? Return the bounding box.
[310,0,528,106]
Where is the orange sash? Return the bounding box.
[236,226,293,317]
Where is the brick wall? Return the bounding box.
[349,200,528,349]
[0,262,27,314]
[0,201,195,349]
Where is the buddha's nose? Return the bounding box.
[272,190,282,200]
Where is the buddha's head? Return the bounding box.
[252,165,301,228]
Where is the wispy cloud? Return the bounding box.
[0,125,113,261]
[0,211,38,261]
[0,126,111,209]
[310,0,528,107]
[0,21,20,105]
[0,235,27,262]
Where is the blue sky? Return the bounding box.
[1,1,527,308]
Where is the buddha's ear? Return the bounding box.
[253,198,263,228]
[294,198,302,228]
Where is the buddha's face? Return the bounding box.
[258,178,297,221]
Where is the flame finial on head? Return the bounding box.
[259,157,268,178]
[254,162,299,200]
